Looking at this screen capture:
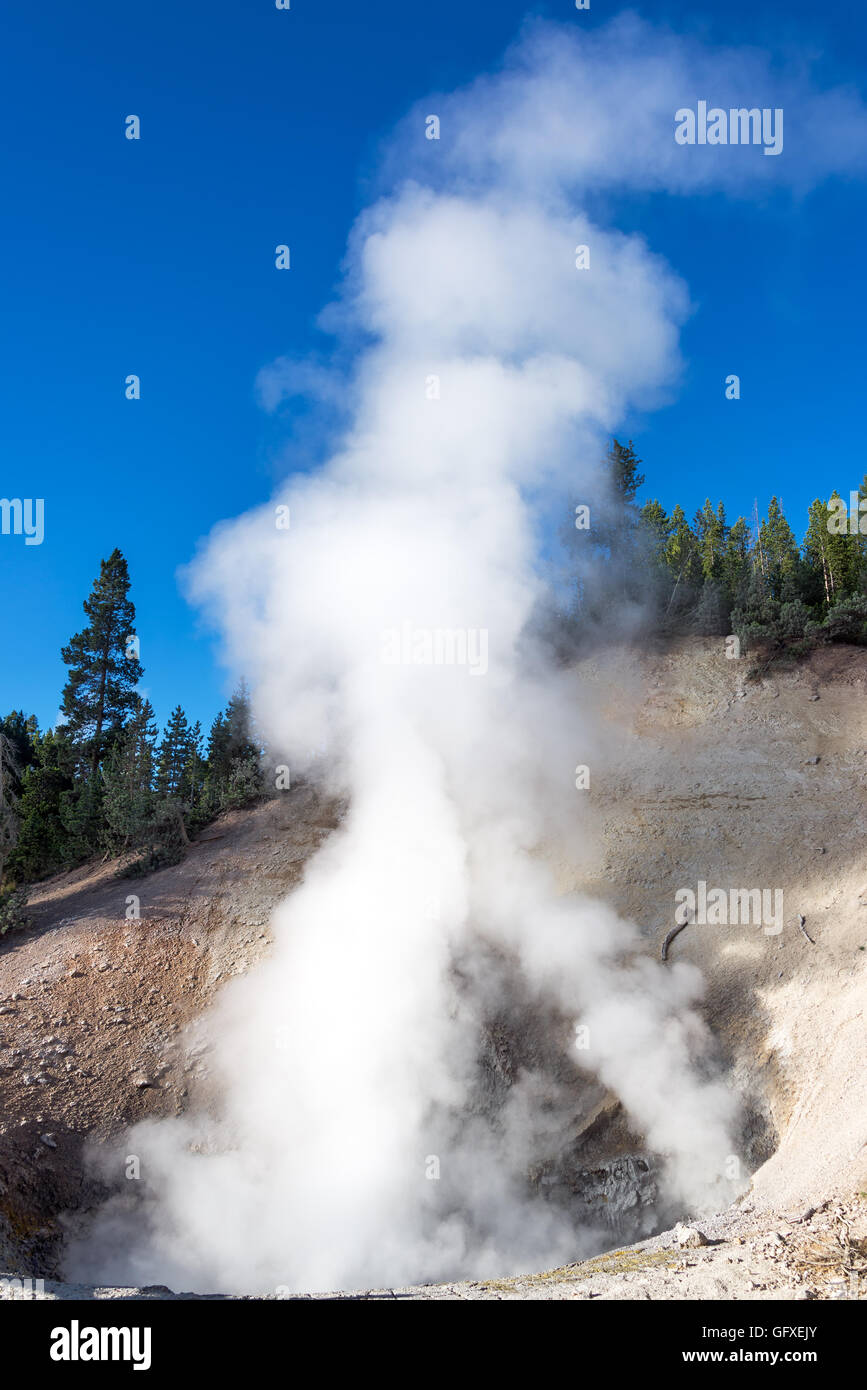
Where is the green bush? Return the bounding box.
[822,595,867,644]
[0,886,29,937]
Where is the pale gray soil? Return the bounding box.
[6,1196,866,1299]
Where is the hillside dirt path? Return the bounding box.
[0,784,339,1275]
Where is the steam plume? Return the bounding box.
[68,17,865,1294]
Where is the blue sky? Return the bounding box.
[1,0,865,734]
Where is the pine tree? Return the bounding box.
[638,500,672,563]
[564,438,650,626]
[201,711,229,816]
[59,775,104,865]
[802,499,837,609]
[156,706,192,799]
[102,697,157,855]
[202,686,263,813]
[731,567,781,651]
[0,711,38,780]
[693,499,728,583]
[607,439,646,504]
[605,438,646,588]
[853,474,867,583]
[149,706,207,847]
[823,490,863,598]
[223,685,263,804]
[691,578,728,635]
[0,711,39,885]
[0,732,21,886]
[722,517,751,611]
[759,498,800,601]
[61,549,143,779]
[660,504,702,622]
[182,720,206,821]
[664,505,701,582]
[6,730,76,881]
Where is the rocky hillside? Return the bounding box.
[2,640,866,1299]
[0,784,341,1279]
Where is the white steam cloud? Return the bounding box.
[68,17,865,1295]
